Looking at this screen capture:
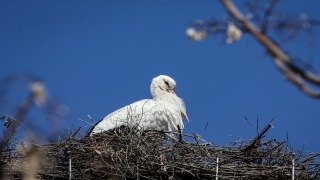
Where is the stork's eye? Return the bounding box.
[164,81,169,87]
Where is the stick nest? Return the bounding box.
[1,123,320,180]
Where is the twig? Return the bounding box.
[220,0,320,98]
[242,123,274,152]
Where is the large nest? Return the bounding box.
[1,123,320,179]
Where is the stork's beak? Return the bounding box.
[181,112,189,121]
[167,89,176,95]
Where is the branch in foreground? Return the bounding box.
[220,0,320,98]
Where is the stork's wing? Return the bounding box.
[89,99,157,135]
[90,97,185,136]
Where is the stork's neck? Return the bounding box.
[150,85,179,106]
[150,84,187,120]
[150,84,165,99]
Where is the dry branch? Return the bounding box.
[220,0,320,98]
[188,0,320,98]
[1,121,320,180]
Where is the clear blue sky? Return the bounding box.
[1,0,320,153]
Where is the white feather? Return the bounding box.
[89,75,188,136]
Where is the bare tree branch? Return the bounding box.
[260,0,280,33]
[220,0,320,98]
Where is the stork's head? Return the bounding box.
[151,75,177,95]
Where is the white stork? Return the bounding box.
[89,75,188,136]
